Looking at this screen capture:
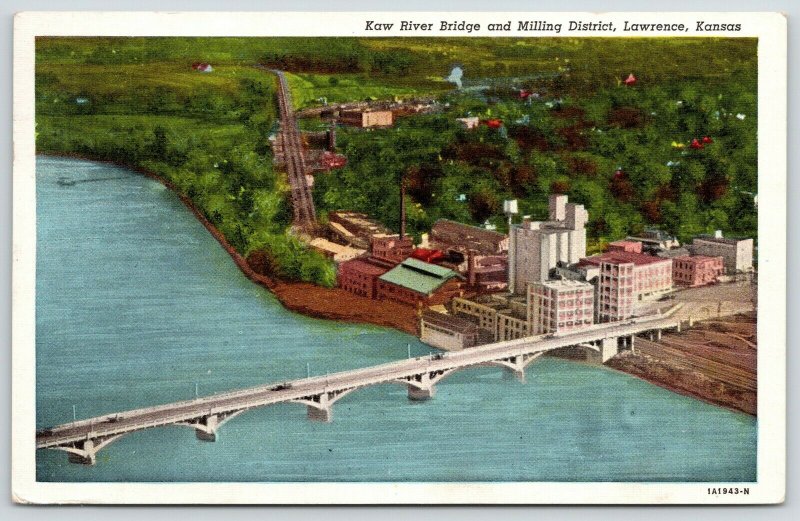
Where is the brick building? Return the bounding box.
[528,279,595,334]
[376,258,463,307]
[672,255,724,287]
[419,310,480,351]
[691,232,754,274]
[337,258,390,299]
[371,235,414,265]
[607,240,643,254]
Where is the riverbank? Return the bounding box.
[607,313,757,416]
[38,153,756,415]
[38,152,421,336]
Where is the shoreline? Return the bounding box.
[39,151,420,336]
[38,152,755,416]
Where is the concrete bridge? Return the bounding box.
[36,314,682,465]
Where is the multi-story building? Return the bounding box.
[509,194,588,294]
[450,295,529,342]
[672,255,724,287]
[337,258,390,299]
[420,309,480,351]
[376,258,463,307]
[528,279,595,334]
[691,232,754,274]
[596,260,635,323]
[580,251,673,302]
[371,235,414,265]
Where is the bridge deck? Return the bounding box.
[37,315,678,449]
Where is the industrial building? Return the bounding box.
[509,194,587,294]
[419,309,481,351]
[371,235,415,265]
[337,258,390,299]
[672,255,724,287]
[451,295,530,342]
[376,258,463,307]
[328,211,394,250]
[691,232,754,274]
[308,237,365,263]
[528,279,595,334]
[430,219,509,256]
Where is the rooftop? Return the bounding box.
[309,238,365,257]
[421,310,479,334]
[674,255,723,263]
[535,278,594,290]
[431,219,508,253]
[379,258,461,295]
[579,251,671,267]
[694,235,752,246]
[339,258,390,276]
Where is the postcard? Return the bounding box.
[12,11,786,504]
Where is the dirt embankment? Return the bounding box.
[607,313,757,416]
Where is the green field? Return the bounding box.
[36,37,758,284]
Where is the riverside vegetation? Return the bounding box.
[36,37,757,284]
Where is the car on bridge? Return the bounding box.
[270,383,293,391]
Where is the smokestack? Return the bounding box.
[468,249,477,287]
[399,176,406,240]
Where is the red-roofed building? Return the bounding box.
[672,255,723,287]
[411,248,447,264]
[580,250,673,321]
[337,258,390,299]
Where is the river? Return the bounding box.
[35,156,757,482]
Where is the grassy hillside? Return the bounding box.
[36,37,758,285]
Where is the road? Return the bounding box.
[272,69,316,226]
[36,314,679,450]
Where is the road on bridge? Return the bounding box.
[37,315,679,451]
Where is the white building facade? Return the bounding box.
[510,194,588,294]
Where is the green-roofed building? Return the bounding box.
[376,258,464,307]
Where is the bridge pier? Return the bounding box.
[195,414,219,442]
[66,439,97,466]
[306,392,333,422]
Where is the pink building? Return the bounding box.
[528,279,595,334]
[607,240,643,254]
[672,255,724,287]
[580,251,673,322]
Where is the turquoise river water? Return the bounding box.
[35,156,756,482]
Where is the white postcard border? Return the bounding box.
[12,11,787,504]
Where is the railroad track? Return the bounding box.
[271,69,317,226]
[634,338,756,392]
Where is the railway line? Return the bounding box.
[272,69,317,226]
